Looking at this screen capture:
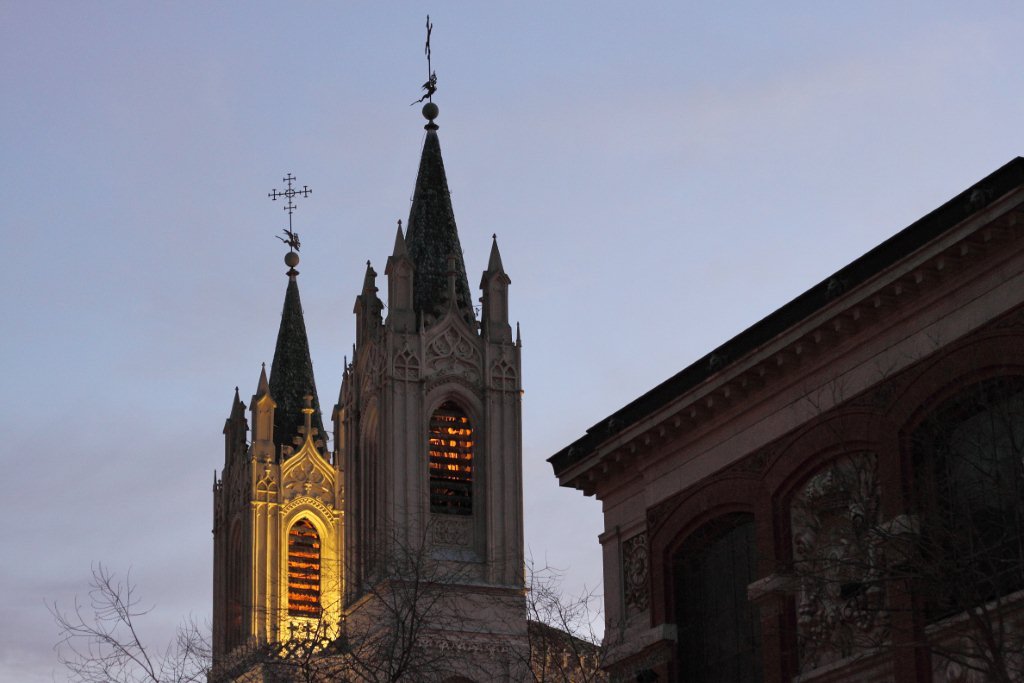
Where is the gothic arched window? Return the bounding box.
[913,377,1024,618]
[429,401,474,515]
[287,519,321,617]
[673,513,762,682]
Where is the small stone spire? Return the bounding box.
[256,363,270,397]
[269,267,325,456]
[391,220,408,258]
[480,235,512,342]
[487,234,505,274]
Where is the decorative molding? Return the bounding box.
[622,532,650,612]
[280,494,336,520]
[424,373,480,398]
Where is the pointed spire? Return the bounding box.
[256,363,270,397]
[268,275,325,455]
[487,233,505,274]
[361,260,377,295]
[230,386,244,417]
[391,220,408,258]
[404,126,474,325]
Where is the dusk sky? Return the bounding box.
[3,3,1024,680]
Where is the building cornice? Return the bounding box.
[551,157,1024,496]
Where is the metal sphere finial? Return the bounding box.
[422,101,439,123]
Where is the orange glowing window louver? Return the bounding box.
[429,401,473,515]
[287,519,321,617]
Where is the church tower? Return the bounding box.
[213,246,344,660]
[334,102,526,653]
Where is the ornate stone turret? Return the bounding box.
[480,235,512,343]
[385,222,416,333]
[335,102,527,676]
[213,246,343,669]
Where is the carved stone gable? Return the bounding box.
[282,452,334,506]
[425,325,481,382]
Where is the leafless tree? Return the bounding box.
[521,560,607,683]
[50,563,210,683]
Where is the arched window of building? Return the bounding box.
[789,453,884,672]
[673,513,762,682]
[429,401,474,515]
[913,377,1024,618]
[287,519,321,617]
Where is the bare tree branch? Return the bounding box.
[50,564,210,683]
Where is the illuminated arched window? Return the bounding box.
[287,519,321,617]
[429,401,474,515]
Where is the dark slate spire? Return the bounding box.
[405,111,474,325]
[268,270,326,455]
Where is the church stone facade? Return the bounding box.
[550,158,1024,682]
[212,107,528,681]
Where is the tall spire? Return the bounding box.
[268,259,325,455]
[404,107,474,325]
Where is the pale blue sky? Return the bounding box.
[2,2,1024,680]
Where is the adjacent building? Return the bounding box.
[550,158,1024,682]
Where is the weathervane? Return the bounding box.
[268,173,311,253]
[268,173,311,274]
[413,15,437,105]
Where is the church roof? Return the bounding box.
[549,156,1024,477]
[269,274,326,454]
[405,127,474,324]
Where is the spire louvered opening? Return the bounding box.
[429,401,474,515]
[287,519,321,617]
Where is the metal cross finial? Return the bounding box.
[413,15,437,105]
[268,173,312,248]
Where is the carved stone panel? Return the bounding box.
[426,327,481,382]
[394,343,420,381]
[282,459,333,506]
[431,516,473,547]
[255,464,278,502]
[489,356,518,391]
[791,453,888,672]
[622,532,650,611]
